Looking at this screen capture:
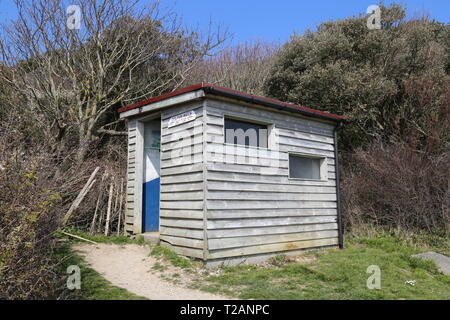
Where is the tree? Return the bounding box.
[264,4,449,150]
[188,40,279,95]
[0,0,227,163]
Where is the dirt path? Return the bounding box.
[73,243,230,300]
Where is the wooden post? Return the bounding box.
[104,178,114,236]
[117,178,124,236]
[89,171,108,234]
[63,167,100,225]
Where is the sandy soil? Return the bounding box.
[72,243,230,300]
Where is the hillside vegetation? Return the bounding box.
[0,1,448,299]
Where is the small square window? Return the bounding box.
[289,154,325,180]
[224,118,268,148]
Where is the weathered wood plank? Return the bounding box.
[207,215,337,229]
[207,237,338,259]
[277,127,334,144]
[207,208,337,219]
[206,100,335,137]
[278,135,334,151]
[160,172,204,184]
[161,144,203,160]
[207,200,337,210]
[161,182,204,192]
[160,209,204,219]
[207,142,288,161]
[160,235,204,249]
[207,162,288,176]
[161,102,203,121]
[278,144,335,158]
[161,134,203,151]
[207,170,336,186]
[161,124,203,143]
[207,222,338,238]
[208,230,338,250]
[160,241,204,259]
[160,218,204,229]
[161,118,203,137]
[160,200,203,210]
[206,181,336,193]
[160,226,204,239]
[206,191,337,201]
[160,152,203,168]
[160,163,203,176]
[160,191,204,201]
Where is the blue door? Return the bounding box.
[143,119,161,232]
[143,177,160,231]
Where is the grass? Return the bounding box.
[56,227,449,300]
[194,233,450,300]
[56,243,147,300]
[150,245,200,270]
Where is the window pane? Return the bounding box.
[289,155,321,179]
[224,118,268,148]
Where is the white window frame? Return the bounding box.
[288,153,328,181]
[222,115,275,150]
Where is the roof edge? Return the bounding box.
[117,83,347,122]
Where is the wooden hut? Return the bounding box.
[118,83,346,266]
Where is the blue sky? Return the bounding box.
[0,0,448,44]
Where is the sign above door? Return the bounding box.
[168,110,197,128]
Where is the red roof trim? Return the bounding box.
[117,83,206,113]
[117,83,346,121]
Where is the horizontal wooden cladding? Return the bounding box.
[161,190,204,201]
[207,222,338,238]
[161,103,203,122]
[208,230,338,250]
[161,134,203,152]
[160,218,204,229]
[207,215,337,229]
[160,235,204,249]
[207,208,337,219]
[160,200,203,210]
[278,136,334,153]
[207,181,336,193]
[207,154,289,169]
[161,108,203,128]
[207,200,337,211]
[161,226,204,239]
[206,191,336,201]
[278,144,335,158]
[160,241,204,259]
[160,152,202,168]
[277,127,334,144]
[207,162,287,176]
[207,170,336,186]
[160,163,203,176]
[206,165,335,180]
[207,143,288,161]
[160,172,203,184]
[161,144,202,160]
[161,181,203,192]
[161,122,203,143]
[207,237,338,259]
[160,209,204,219]
[206,100,335,137]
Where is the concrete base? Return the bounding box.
[412,252,450,275]
[204,245,338,269]
[141,232,160,245]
